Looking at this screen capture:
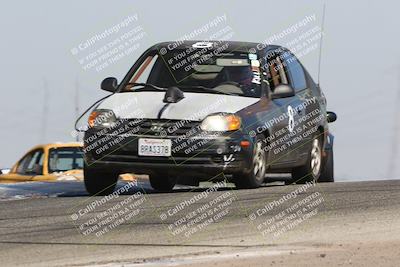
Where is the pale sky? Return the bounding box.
[0,0,399,180]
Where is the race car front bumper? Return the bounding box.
[83,128,255,179]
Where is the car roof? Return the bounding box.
[30,142,83,151]
[151,41,282,54]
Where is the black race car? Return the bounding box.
[82,41,336,195]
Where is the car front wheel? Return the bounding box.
[84,165,118,196]
[149,173,176,192]
[233,138,266,189]
[291,136,322,184]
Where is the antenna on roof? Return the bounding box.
[317,3,326,86]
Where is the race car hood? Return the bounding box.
[97,91,259,121]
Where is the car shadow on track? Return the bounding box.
[0,178,288,200]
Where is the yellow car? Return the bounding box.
[0,143,84,183]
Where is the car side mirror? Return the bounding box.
[101,77,118,93]
[271,84,295,99]
[327,111,337,123]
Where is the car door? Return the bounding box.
[282,50,318,163]
[261,48,301,167]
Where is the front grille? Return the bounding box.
[122,119,201,137]
[86,119,235,161]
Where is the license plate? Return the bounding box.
[138,138,171,157]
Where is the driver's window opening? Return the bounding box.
[267,54,289,91]
[16,149,44,175]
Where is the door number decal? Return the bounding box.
[287,105,295,133]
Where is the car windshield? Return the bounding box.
[48,147,83,172]
[127,46,262,98]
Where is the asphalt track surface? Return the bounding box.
[0,179,399,266]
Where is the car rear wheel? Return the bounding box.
[149,173,176,192]
[233,138,266,189]
[319,147,334,182]
[84,166,118,196]
[291,136,322,184]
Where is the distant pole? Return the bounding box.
[74,77,80,142]
[387,69,400,178]
[41,78,49,143]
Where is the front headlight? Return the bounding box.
[200,114,241,132]
[88,109,117,128]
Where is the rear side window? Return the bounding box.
[282,52,306,91]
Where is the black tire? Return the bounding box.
[149,173,176,192]
[291,135,323,184]
[84,166,118,196]
[319,148,334,182]
[233,137,267,189]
